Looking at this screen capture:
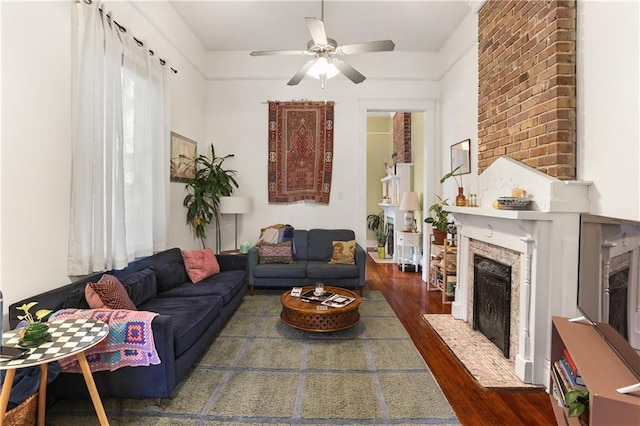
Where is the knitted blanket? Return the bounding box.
[49,309,161,373]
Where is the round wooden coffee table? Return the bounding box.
[280,286,361,332]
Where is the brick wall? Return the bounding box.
[478,0,576,179]
[392,112,412,163]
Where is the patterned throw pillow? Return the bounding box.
[182,248,220,283]
[85,274,137,310]
[329,240,356,264]
[258,241,294,264]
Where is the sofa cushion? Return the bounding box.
[156,270,245,304]
[307,260,360,279]
[138,295,224,357]
[85,274,137,310]
[182,248,220,283]
[121,269,157,307]
[307,229,356,261]
[292,230,308,260]
[253,260,308,279]
[133,248,189,293]
[258,241,294,264]
[329,240,356,264]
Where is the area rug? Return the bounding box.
[268,101,334,204]
[46,291,459,425]
[423,314,542,389]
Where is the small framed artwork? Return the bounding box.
[450,139,471,175]
[170,132,197,182]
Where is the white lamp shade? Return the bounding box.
[219,196,252,214]
[399,192,421,212]
[306,58,340,79]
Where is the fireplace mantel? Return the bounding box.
[445,157,592,386]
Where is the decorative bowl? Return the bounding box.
[497,197,531,210]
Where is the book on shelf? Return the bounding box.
[558,357,587,391]
[550,363,567,406]
[300,290,335,303]
[562,348,585,385]
[554,360,586,397]
[321,294,355,308]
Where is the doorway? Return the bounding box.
[358,99,437,282]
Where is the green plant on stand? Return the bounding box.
[183,143,238,251]
[425,196,450,245]
[16,302,53,348]
[367,211,389,259]
[425,167,462,244]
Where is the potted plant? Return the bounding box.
[566,389,589,420]
[367,211,388,258]
[16,302,52,348]
[183,144,238,250]
[424,196,451,245]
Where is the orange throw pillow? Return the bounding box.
[182,248,220,283]
[85,274,137,310]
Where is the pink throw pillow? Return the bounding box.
[182,248,220,283]
[85,274,137,310]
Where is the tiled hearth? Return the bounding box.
[448,157,591,387]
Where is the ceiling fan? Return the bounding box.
[249,0,395,87]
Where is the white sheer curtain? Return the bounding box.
[68,2,169,275]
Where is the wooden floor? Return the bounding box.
[365,253,557,426]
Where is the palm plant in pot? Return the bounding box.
[183,144,238,250]
[367,211,388,258]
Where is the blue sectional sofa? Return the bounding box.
[247,229,366,295]
[8,247,247,400]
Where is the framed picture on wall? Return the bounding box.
[170,132,197,183]
[450,139,471,175]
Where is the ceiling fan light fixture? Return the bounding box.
[306,57,340,79]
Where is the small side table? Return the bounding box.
[0,319,110,426]
[396,231,421,272]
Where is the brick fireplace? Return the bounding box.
[449,157,590,385]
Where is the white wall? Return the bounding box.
[205,51,441,251]
[577,0,640,221]
[438,10,479,205]
[0,1,207,312]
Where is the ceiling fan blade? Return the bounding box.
[287,60,316,86]
[333,59,366,84]
[305,17,328,46]
[336,40,396,55]
[250,50,310,56]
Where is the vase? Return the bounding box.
[455,187,467,206]
[19,323,51,348]
[377,246,385,259]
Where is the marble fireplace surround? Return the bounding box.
[448,157,591,386]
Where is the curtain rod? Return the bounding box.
[83,0,177,74]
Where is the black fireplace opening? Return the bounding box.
[473,254,512,358]
[609,267,629,340]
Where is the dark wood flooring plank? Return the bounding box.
[365,253,556,425]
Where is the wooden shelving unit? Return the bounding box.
[549,316,640,425]
[428,235,457,304]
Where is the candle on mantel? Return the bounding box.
[511,187,525,198]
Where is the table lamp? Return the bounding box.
[219,196,252,250]
[399,191,421,232]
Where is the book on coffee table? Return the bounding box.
[321,294,355,308]
[300,290,335,303]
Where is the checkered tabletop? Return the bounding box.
[0,319,109,369]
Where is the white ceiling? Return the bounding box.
[169,1,472,52]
